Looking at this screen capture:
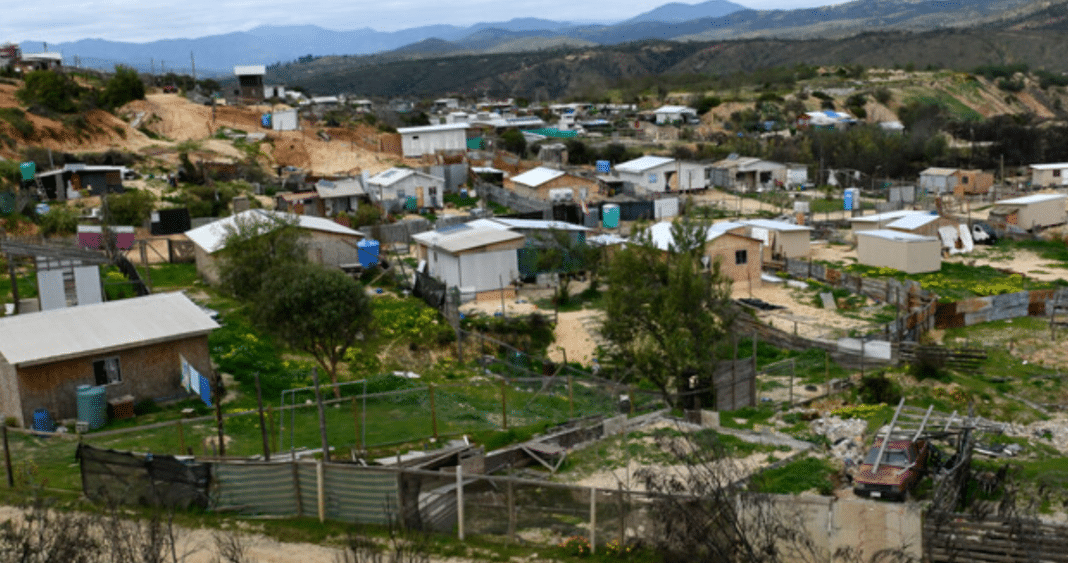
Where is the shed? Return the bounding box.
[411,225,525,300]
[919,168,957,195]
[272,108,298,131]
[233,65,266,102]
[506,167,597,202]
[184,209,364,284]
[36,164,126,201]
[738,219,812,259]
[952,169,993,196]
[710,157,787,192]
[988,193,1067,231]
[397,123,469,158]
[653,105,698,125]
[1029,163,1068,187]
[855,230,941,274]
[0,292,218,427]
[366,168,445,211]
[315,178,368,216]
[885,212,956,238]
[646,221,763,287]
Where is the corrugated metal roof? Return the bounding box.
[396,123,468,134]
[315,178,366,198]
[185,209,362,254]
[856,229,938,242]
[850,210,925,224]
[654,105,696,114]
[646,221,751,251]
[996,193,1067,205]
[1030,163,1068,170]
[616,156,675,173]
[492,218,590,232]
[366,168,444,187]
[920,167,957,176]
[885,213,940,230]
[739,219,813,232]
[411,227,523,254]
[234,65,266,76]
[0,292,219,367]
[510,167,565,187]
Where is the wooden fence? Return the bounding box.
[925,512,1068,563]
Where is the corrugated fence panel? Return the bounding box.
[323,465,400,525]
[214,463,300,516]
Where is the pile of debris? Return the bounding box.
[810,416,869,464]
[1003,417,1068,455]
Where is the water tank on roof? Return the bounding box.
[602,204,620,229]
[357,239,380,269]
[77,385,108,431]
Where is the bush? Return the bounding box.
[103,188,155,226]
[0,108,34,137]
[17,70,84,113]
[101,66,146,109]
[37,205,79,236]
[857,373,902,405]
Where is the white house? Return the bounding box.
[653,105,698,125]
[613,156,705,194]
[919,168,957,195]
[989,193,1068,230]
[367,168,445,211]
[411,225,526,300]
[1030,163,1068,187]
[856,230,941,274]
[397,123,469,158]
[315,178,367,216]
[739,218,812,259]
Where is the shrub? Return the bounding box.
[37,205,79,236]
[0,108,34,137]
[17,70,84,113]
[857,373,902,405]
[101,66,146,109]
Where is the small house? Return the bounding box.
[36,164,126,201]
[653,105,698,125]
[918,168,957,195]
[988,193,1068,231]
[885,212,957,238]
[739,219,812,259]
[275,191,321,216]
[646,221,763,287]
[613,156,704,194]
[18,52,62,72]
[411,225,526,301]
[855,230,941,274]
[709,157,787,192]
[953,169,993,196]
[397,123,469,158]
[315,178,368,216]
[849,210,928,235]
[797,110,856,130]
[0,292,218,427]
[1029,163,1068,187]
[233,65,266,102]
[506,167,597,203]
[185,209,364,284]
[367,168,445,212]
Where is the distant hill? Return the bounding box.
[622,0,747,24]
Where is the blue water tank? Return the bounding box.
[19,162,35,181]
[33,408,54,432]
[357,239,380,268]
[77,385,108,430]
[261,113,271,128]
[405,196,418,212]
[602,204,620,229]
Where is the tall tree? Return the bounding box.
[253,264,373,393]
[599,217,737,407]
[217,213,308,299]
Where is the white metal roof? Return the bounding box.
[856,229,938,243]
[996,193,1067,206]
[366,167,443,187]
[185,209,362,254]
[885,213,941,230]
[233,65,266,76]
[396,123,468,134]
[739,219,813,232]
[646,221,752,251]
[510,167,565,187]
[920,167,957,176]
[1029,163,1068,170]
[315,178,366,198]
[615,156,675,173]
[0,292,219,367]
[850,210,925,224]
[492,218,590,232]
[411,226,523,254]
[654,105,696,114]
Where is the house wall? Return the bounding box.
[401,130,466,158]
[1032,168,1068,187]
[272,110,298,131]
[919,174,954,194]
[953,170,993,195]
[1017,199,1068,230]
[458,249,520,292]
[779,231,810,258]
[307,231,362,267]
[426,247,462,288]
[374,175,445,208]
[706,236,762,287]
[0,355,23,426]
[616,163,677,195]
[510,174,599,202]
[857,237,941,274]
[194,244,221,285]
[888,217,955,239]
[12,335,212,426]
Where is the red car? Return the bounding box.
[852,438,930,501]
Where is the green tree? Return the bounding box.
[38,205,79,236]
[533,230,601,306]
[499,129,527,156]
[101,66,146,109]
[600,218,737,408]
[253,264,373,392]
[217,213,309,299]
[17,70,83,113]
[103,189,155,227]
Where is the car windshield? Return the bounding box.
[863,446,912,468]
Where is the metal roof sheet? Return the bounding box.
[996,193,1067,206]
[492,218,590,232]
[646,221,753,251]
[411,227,523,254]
[366,168,443,187]
[885,213,940,230]
[920,167,957,176]
[850,210,925,224]
[396,123,468,134]
[739,219,813,232]
[185,209,361,254]
[615,156,675,173]
[0,292,219,367]
[1030,163,1068,170]
[856,229,938,242]
[510,167,565,187]
[315,178,366,198]
[233,65,266,76]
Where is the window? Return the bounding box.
[961,176,969,184]
[93,357,121,386]
[648,173,658,184]
[411,135,419,140]
[1055,170,1062,178]
[735,249,748,265]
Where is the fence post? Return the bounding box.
[256,373,270,461]
[456,464,465,541]
[362,379,368,452]
[500,380,508,430]
[568,376,574,420]
[825,351,830,397]
[589,487,597,555]
[617,483,625,548]
[312,368,330,462]
[429,384,439,440]
[507,467,516,544]
[316,459,326,523]
[292,460,304,516]
[2,425,12,488]
[456,327,463,363]
[268,406,277,454]
[351,397,360,451]
[213,371,226,457]
[789,358,795,406]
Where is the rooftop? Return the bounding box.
[996,193,1067,205]
[234,65,266,76]
[615,156,675,173]
[397,123,469,134]
[739,219,813,232]
[185,209,361,254]
[1030,163,1068,170]
[885,213,942,230]
[411,226,524,254]
[856,229,938,242]
[0,292,219,367]
[510,167,565,187]
[366,168,443,187]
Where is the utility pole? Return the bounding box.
[190,51,196,84]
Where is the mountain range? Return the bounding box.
[18,0,1053,77]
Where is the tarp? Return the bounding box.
[77,443,211,509]
[521,128,578,139]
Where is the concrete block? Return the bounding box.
[701,410,720,428]
[602,414,627,437]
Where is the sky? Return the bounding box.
[5,0,851,44]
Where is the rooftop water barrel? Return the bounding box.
[33,408,54,433]
[357,239,380,268]
[602,204,620,229]
[77,385,108,430]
